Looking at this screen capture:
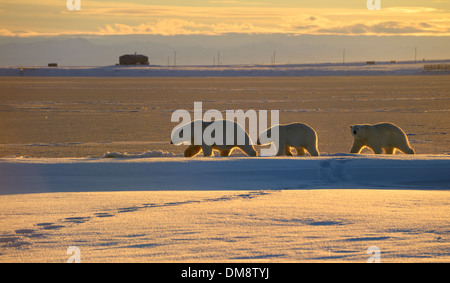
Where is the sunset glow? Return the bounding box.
[1,0,449,37]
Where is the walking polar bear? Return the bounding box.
[257,123,320,156]
[350,122,415,154]
[171,120,257,157]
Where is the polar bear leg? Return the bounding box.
[384,147,396,154]
[370,145,383,154]
[396,143,415,154]
[305,144,320,156]
[276,145,285,156]
[295,147,306,156]
[184,145,202,157]
[350,140,364,154]
[404,147,415,154]
[201,145,214,157]
[238,145,257,157]
[219,149,232,156]
[284,146,293,156]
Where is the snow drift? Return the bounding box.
[0,155,449,195]
[2,60,450,77]
[102,150,180,158]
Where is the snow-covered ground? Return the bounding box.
[0,154,449,263]
[0,154,449,194]
[1,60,449,77]
[0,75,448,263]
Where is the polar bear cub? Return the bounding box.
[350,122,415,154]
[171,119,257,157]
[258,123,319,156]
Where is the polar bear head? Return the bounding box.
[350,125,368,140]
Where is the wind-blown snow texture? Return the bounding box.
[1,155,449,195]
[0,188,448,263]
[0,73,448,263]
[1,60,449,77]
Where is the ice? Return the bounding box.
[1,60,449,77]
[0,154,448,195]
[0,74,448,263]
[0,188,448,262]
[102,150,181,158]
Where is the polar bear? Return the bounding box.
[349,122,415,154]
[171,119,257,157]
[257,123,319,156]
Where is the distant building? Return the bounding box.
[48,63,58,67]
[424,64,450,72]
[119,54,149,65]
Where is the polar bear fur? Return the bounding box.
[171,120,257,157]
[258,123,319,156]
[350,122,415,154]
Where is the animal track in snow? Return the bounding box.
[1,191,272,250]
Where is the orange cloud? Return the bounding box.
[0,2,449,37]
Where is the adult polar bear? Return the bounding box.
[258,123,320,156]
[350,122,415,154]
[171,119,257,157]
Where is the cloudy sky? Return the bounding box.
[1,0,449,37]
